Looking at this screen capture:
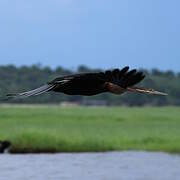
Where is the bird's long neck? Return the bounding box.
[105,83,168,96]
[105,82,126,95]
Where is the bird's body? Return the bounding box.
[4,66,167,100]
[51,73,107,96]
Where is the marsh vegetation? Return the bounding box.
[0,105,179,153]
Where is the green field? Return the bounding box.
[0,105,180,153]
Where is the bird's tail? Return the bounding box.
[126,86,168,96]
[1,84,55,101]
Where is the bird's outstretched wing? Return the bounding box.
[100,66,145,88]
[54,67,145,88]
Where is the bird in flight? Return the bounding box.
[4,66,167,100]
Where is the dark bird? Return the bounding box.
[0,140,11,153]
[4,66,167,100]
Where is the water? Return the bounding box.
[1,151,180,180]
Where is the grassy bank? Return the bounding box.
[0,105,180,153]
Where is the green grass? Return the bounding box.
[0,105,180,153]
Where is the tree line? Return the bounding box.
[0,64,179,106]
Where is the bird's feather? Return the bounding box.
[4,84,55,100]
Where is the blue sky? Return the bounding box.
[0,0,180,71]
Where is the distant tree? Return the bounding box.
[151,69,163,76]
[78,65,91,73]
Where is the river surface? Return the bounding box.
[0,151,180,180]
